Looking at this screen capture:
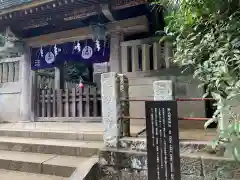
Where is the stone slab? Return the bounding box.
[0,150,55,174]
[70,156,99,180]
[0,136,103,156]
[0,150,93,177]
[0,122,105,132]
[0,129,104,141]
[42,156,88,177]
[120,137,212,153]
[0,122,147,138]
[0,169,67,180]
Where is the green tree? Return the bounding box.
[152,0,240,159]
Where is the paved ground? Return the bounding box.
[0,169,67,180]
[0,122,216,141]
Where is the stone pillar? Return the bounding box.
[164,41,173,68]
[119,74,130,137]
[131,45,140,72]
[20,45,32,121]
[142,44,150,71]
[101,72,121,148]
[109,32,124,73]
[2,63,8,83]
[153,80,174,100]
[54,65,64,89]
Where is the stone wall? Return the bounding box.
[99,138,240,180]
[0,82,21,122]
[0,56,23,122]
[126,70,205,127]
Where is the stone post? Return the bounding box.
[164,41,173,68]
[101,72,121,148]
[119,74,130,137]
[2,63,8,83]
[109,32,124,73]
[20,45,32,121]
[153,80,174,100]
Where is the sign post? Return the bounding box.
[145,100,181,180]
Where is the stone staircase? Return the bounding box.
[0,123,104,180]
[0,122,220,180]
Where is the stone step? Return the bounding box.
[0,150,90,177]
[0,136,103,156]
[0,169,67,180]
[119,137,213,153]
[0,129,103,141]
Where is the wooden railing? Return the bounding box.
[36,72,77,89]
[36,85,101,118]
[120,37,173,73]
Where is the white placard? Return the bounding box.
[93,62,109,73]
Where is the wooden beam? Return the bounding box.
[101,4,115,22]
[24,15,149,47]
[0,0,148,16]
[111,0,148,10]
[0,1,100,22]
[19,5,98,30]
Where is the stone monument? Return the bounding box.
[153,80,174,100]
[101,72,121,148]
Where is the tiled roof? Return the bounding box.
[0,0,33,10]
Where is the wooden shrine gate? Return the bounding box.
[34,72,102,122]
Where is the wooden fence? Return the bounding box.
[36,72,77,89]
[36,85,101,118]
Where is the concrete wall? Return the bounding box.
[0,56,23,122]
[125,69,206,127]
[0,82,21,122]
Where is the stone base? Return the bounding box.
[98,166,239,180]
[99,148,240,180]
[119,137,222,154]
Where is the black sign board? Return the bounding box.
[145,101,181,180]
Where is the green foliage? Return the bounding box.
[152,0,240,158]
[64,61,89,83]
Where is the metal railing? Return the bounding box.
[120,97,215,137]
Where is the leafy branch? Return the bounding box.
[152,0,240,158]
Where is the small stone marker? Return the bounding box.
[153,80,174,100]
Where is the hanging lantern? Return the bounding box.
[90,23,107,41]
